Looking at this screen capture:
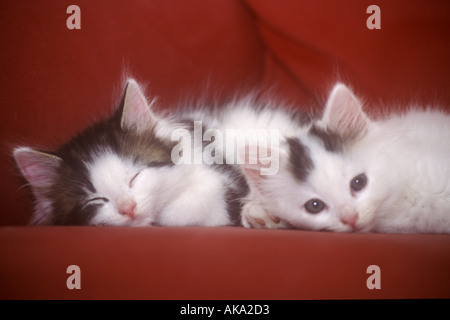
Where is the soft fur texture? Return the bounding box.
[179,98,315,228]
[243,84,450,234]
[14,80,246,226]
[14,80,450,233]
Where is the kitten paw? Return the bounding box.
[241,202,288,229]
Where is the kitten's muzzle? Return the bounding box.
[118,198,137,219]
[339,204,359,229]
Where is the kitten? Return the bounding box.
[14,80,247,226]
[178,98,314,228]
[241,84,450,234]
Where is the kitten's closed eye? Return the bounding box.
[129,171,141,188]
[350,173,367,193]
[86,197,109,206]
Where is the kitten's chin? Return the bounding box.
[325,223,366,233]
[354,213,377,233]
[89,214,155,227]
[354,224,372,233]
[128,219,155,227]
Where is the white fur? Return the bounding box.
[252,136,360,232]
[347,109,450,233]
[181,100,308,228]
[14,80,242,227]
[83,80,241,227]
[18,79,448,232]
[85,150,235,227]
[152,164,232,226]
[249,84,450,234]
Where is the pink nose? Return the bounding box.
[118,200,136,219]
[339,205,358,228]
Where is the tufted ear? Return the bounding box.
[321,84,371,139]
[13,147,62,190]
[119,79,158,132]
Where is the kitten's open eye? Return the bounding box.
[350,173,367,193]
[129,171,141,188]
[304,198,326,214]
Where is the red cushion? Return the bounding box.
[1,226,449,299]
[247,0,450,108]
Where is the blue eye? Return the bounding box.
[304,198,326,214]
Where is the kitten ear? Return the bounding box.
[13,147,62,189]
[240,143,287,187]
[322,84,370,138]
[120,79,158,132]
[240,145,264,186]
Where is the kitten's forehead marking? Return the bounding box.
[87,151,139,194]
[309,125,343,152]
[287,137,313,182]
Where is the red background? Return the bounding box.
[2,1,449,225]
[0,0,449,299]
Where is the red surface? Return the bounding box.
[0,0,449,299]
[1,227,449,299]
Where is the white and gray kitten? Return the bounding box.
[241,84,450,234]
[14,80,247,226]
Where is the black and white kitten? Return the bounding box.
[178,98,313,229]
[240,84,450,233]
[14,80,247,226]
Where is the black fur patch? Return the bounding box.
[309,125,343,152]
[225,168,249,226]
[287,137,313,182]
[207,161,249,226]
[47,114,174,225]
[291,110,317,126]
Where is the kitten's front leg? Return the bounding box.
[241,195,289,229]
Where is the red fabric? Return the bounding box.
[1,227,449,299]
[247,0,450,108]
[2,0,450,225]
[0,0,449,299]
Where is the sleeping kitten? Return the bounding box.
[241,84,450,233]
[14,80,247,226]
